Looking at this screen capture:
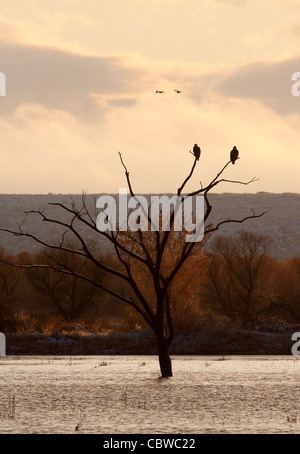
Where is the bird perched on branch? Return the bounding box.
[230,146,239,164]
[193,144,201,161]
[155,90,164,93]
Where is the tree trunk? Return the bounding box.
[157,336,173,378]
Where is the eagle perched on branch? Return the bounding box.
[230,146,239,164]
[193,144,201,161]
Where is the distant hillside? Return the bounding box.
[0,193,299,259]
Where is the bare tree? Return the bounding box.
[0,148,264,377]
[25,246,106,322]
[202,232,272,324]
[258,258,300,323]
[0,248,19,331]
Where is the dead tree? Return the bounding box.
[0,248,19,330]
[203,232,272,323]
[25,247,103,322]
[0,148,264,377]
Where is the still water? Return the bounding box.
[0,355,299,434]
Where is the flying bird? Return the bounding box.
[155,90,164,93]
[174,89,181,93]
[193,144,201,161]
[230,146,239,164]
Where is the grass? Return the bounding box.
[287,414,297,424]
[74,411,85,432]
[0,395,16,421]
[95,361,109,367]
[217,355,227,361]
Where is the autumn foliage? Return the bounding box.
[0,231,299,334]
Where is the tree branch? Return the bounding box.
[204,210,266,235]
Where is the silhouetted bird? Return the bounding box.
[174,89,181,93]
[155,90,164,93]
[193,144,201,161]
[230,146,239,164]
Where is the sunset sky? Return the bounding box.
[0,0,300,194]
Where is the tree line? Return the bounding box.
[0,231,299,334]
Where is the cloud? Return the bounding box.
[277,0,300,9]
[212,0,247,5]
[215,57,300,115]
[0,26,299,194]
[1,88,299,195]
[0,41,147,118]
[0,10,95,53]
[107,98,137,107]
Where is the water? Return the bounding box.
[0,355,299,434]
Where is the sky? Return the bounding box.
[0,0,300,194]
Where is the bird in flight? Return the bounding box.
[174,89,182,93]
[193,144,201,161]
[155,90,164,93]
[230,146,239,164]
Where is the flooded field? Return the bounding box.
[0,355,299,434]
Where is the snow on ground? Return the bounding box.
[0,356,300,434]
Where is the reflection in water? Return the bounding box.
[0,356,299,434]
